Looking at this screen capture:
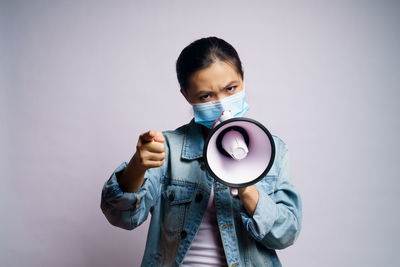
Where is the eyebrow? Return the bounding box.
[222,80,240,90]
[195,80,240,96]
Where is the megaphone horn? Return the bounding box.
[203,111,276,189]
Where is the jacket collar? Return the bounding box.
[181,119,205,160]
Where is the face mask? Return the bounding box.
[191,89,249,128]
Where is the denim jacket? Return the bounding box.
[100,119,302,267]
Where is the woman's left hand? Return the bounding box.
[238,185,259,217]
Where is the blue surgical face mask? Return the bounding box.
[191,89,249,128]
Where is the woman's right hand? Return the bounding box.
[118,130,165,193]
[132,130,166,171]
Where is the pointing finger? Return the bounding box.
[153,132,165,143]
[141,130,156,142]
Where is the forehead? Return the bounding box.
[189,61,242,91]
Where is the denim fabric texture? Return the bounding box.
[100,119,302,267]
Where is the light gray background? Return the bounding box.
[2,1,399,266]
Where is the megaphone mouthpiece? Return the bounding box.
[216,126,250,159]
[221,129,249,160]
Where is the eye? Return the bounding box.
[200,94,211,101]
[226,86,236,93]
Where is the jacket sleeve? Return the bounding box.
[100,144,168,231]
[240,137,303,249]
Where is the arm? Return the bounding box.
[240,138,303,249]
[100,131,167,230]
[119,130,165,193]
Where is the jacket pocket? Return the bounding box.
[161,182,195,234]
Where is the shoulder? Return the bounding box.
[268,134,290,176]
[160,121,191,153]
[161,122,188,141]
[272,135,289,154]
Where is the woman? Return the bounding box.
[100,37,302,267]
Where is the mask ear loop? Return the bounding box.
[211,110,234,128]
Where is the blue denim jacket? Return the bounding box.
[100,119,302,267]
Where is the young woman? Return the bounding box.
[101,37,302,267]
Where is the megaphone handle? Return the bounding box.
[230,187,239,197]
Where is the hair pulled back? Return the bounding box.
[176,37,244,92]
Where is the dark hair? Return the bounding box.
[176,37,244,92]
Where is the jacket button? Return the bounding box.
[180,230,187,239]
[200,161,206,170]
[169,190,175,201]
[195,193,203,202]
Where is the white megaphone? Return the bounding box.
[203,111,276,196]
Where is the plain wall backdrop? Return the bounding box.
[2,0,400,266]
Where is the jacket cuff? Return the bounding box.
[102,162,146,211]
[241,190,277,241]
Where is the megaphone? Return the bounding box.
[203,111,276,192]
